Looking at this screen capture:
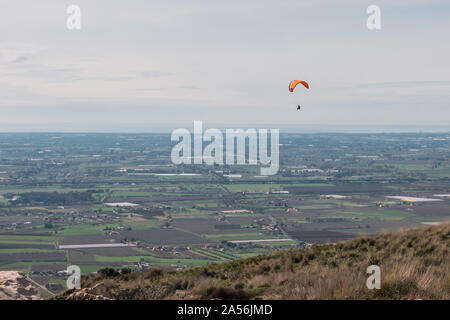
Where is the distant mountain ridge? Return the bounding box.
[55,223,449,300]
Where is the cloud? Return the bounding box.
[141,71,175,78]
[0,1,449,130]
[357,81,450,89]
[12,56,29,63]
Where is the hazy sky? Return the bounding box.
[0,0,449,131]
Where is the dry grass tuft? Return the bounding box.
[56,223,450,300]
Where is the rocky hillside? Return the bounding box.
[0,271,41,300]
[57,223,449,300]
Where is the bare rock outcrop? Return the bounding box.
[66,282,114,300]
[0,271,41,300]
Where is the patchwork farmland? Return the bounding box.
[0,132,449,294]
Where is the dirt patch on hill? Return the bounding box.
[0,271,41,300]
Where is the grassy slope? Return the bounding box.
[58,223,449,300]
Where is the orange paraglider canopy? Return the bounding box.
[289,80,309,92]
